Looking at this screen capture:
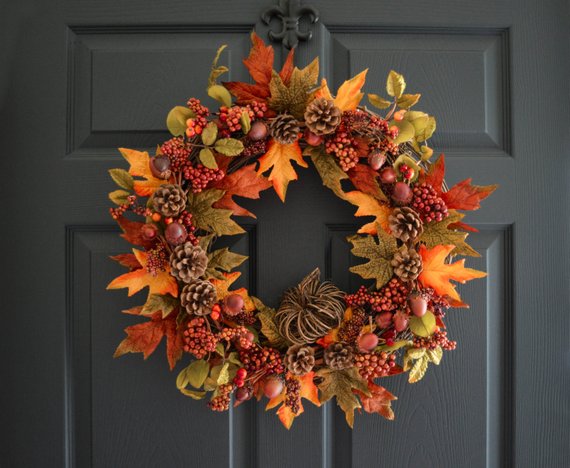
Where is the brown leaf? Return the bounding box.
[347,164,387,201]
[110,253,141,270]
[356,381,397,420]
[116,215,155,249]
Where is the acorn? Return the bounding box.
[408,292,428,317]
[368,150,386,171]
[164,222,187,245]
[223,294,244,316]
[303,128,323,146]
[263,377,284,399]
[393,310,409,332]
[149,156,172,179]
[236,386,252,401]
[357,332,379,352]
[379,166,397,184]
[391,181,413,205]
[140,223,158,241]
[248,121,268,141]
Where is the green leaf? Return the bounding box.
[418,210,479,257]
[417,116,436,142]
[187,359,210,388]
[186,189,245,236]
[108,189,130,205]
[426,346,443,365]
[397,93,421,109]
[208,44,229,87]
[199,148,218,169]
[368,93,392,109]
[408,356,429,383]
[166,106,195,136]
[227,351,243,366]
[198,233,215,251]
[216,362,230,385]
[252,296,291,349]
[180,389,207,399]
[409,311,437,338]
[207,84,233,107]
[386,70,406,98]
[240,111,251,134]
[206,247,248,279]
[141,294,178,318]
[215,342,225,356]
[348,227,398,288]
[306,146,348,198]
[404,111,436,142]
[390,119,415,144]
[214,138,244,156]
[108,168,134,190]
[201,121,218,146]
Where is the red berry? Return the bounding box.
[164,217,173,225]
[263,377,283,399]
[234,378,245,388]
[357,332,379,352]
[408,293,428,317]
[393,110,406,121]
[236,368,247,379]
[210,310,220,321]
[386,338,395,347]
[245,331,255,343]
[375,311,392,329]
[165,222,187,245]
[304,128,323,146]
[368,151,386,171]
[391,181,412,205]
[140,223,158,241]
[380,167,397,184]
[248,121,268,141]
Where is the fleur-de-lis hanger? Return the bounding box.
[261,0,319,49]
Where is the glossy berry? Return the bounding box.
[140,223,158,241]
[149,156,171,179]
[393,110,406,121]
[165,222,187,245]
[151,212,162,222]
[393,310,409,332]
[233,378,245,388]
[391,181,413,205]
[210,310,220,321]
[375,311,393,329]
[248,121,268,141]
[236,368,247,379]
[264,377,284,399]
[368,151,386,171]
[379,166,397,184]
[304,128,323,146]
[408,293,428,317]
[357,332,379,352]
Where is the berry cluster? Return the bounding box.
[325,129,360,171]
[354,351,397,380]
[109,195,138,219]
[208,383,234,412]
[414,330,457,351]
[232,367,248,388]
[218,326,253,350]
[238,346,285,375]
[183,317,218,359]
[219,105,254,133]
[345,279,409,314]
[161,137,191,171]
[284,377,301,414]
[182,163,225,193]
[338,308,367,343]
[185,98,209,138]
[175,211,199,245]
[411,183,449,223]
[242,137,268,157]
[145,244,168,276]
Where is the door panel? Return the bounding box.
[1,1,568,467]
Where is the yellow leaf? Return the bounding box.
[343,191,392,235]
[333,69,368,111]
[118,148,166,196]
[314,78,333,101]
[386,70,406,98]
[368,93,392,109]
[257,139,307,202]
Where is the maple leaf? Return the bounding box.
[223,32,295,104]
[266,372,321,429]
[347,164,387,201]
[418,244,486,302]
[110,253,141,270]
[355,381,397,420]
[442,178,498,211]
[107,249,178,297]
[348,227,398,288]
[343,190,392,234]
[418,153,445,191]
[206,247,248,280]
[210,271,255,312]
[268,57,319,119]
[119,148,166,196]
[314,70,368,111]
[316,367,370,428]
[252,297,291,350]
[114,307,183,370]
[186,189,245,235]
[257,139,308,202]
[418,210,479,257]
[116,215,155,249]
[306,146,347,197]
[210,163,272,218]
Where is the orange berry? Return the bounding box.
[394,110,406,121]
[210,310,220,321]
[151,212,161,222]
[164,217,173,225]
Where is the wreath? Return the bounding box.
[106,33,496,429]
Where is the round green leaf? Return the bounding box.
[368,93,392,109]
[108,189,130,205]
[409,311,437,337]
[215,138,244,156]
[199,148,218,169]
[386,70,406,98]
[166,106,195,136]
[186,359,210,388]
[201,121,218,146]
[390,119,415,144]
[108,168,134,190]
[207,84,232,107]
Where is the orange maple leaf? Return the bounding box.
[114,307,183,370]
[210,163,272,218]
[119,148,166,196]
[257,139,307,202]
[210,271,255,312]
[223,32,294,104]
[107,249,178,297]
[355,381,397,420]
[266,372,321,429]
[110,253,141,270]
[418,244,486,302]
[343,190,392,234]
[314,69,368,111]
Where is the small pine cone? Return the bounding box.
[285,345,316,376]
[170,243,208,283]
[181,279,217,316]
[304,98,341,135]
[324,343,354,370]
[391,246,423,281]
[152,184,187,217]
[269,114,300,144]
[389,207,424,243]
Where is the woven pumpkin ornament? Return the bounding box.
[275,268,345,345]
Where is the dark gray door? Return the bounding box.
[2,1,568,467]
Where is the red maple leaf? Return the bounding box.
[110,253,141,270]
[442,178,498,211]
[347,163,384,199]
[223,32,295,104]
[116,215,154,249]
[114,307,184,370]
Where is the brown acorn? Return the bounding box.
[408,292,428,317]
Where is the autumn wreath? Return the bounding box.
[106,33,496,428]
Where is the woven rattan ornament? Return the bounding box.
[152,184,187,217]
[304,98,342,135]
[269,114,300,144]
[275,269,345,345]
[181,279,216,316]
[391,246,423,281]
[324,342,354,370]
[285,344,316,376]
[170,243,208,283]
[388,207,424,243]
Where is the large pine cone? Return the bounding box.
[304,98,341,135]
[181,279,217,316]
[324,343,354,370]
[152,184,187,217]
[389,207,424,243]
[391,246,423,281]
[285,345,316,376]
[170,243,208,283]
[269,114,300,144]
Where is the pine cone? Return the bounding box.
[391,246,423,281]
[304,98,341,135]
[389,207,424,243]
[152,184,187,217]
[269,114,300,144]
[181,279,217,316]
[170,243,208,283]
[285,345,316,376]
[324,343,354,370]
